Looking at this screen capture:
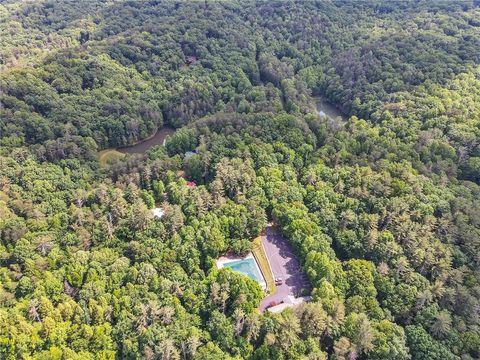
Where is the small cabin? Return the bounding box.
[151,208,165,219]
[184,150,197,160]
[185,56,197,65]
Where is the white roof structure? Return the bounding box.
[184,151,196,159]
[267,295,312,313]
[151,208,165,219]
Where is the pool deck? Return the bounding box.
[259,224,311,312]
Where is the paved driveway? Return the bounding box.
[259,224,311,312]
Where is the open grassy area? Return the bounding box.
[98,149,125,167]
[252,236,276,294]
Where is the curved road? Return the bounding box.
[259,225,310,312]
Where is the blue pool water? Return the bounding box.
[223,258,266,287]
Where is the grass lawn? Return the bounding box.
[98,149,125,166]
[252,236,276,294]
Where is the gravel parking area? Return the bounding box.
[259,224,311,312]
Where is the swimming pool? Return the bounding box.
[220,256,266,290]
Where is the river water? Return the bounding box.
[112,99,341,155]
[117,126,175,154]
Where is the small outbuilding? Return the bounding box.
[151,208,165,219]
[185,56,197,65]
[184,151,197,160]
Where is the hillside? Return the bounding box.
[1,1,480,359]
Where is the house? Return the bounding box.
[151,208,165,219]
[267,295,312,313]
[184,150,197,160]
[185,56,197,65]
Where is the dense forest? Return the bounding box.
[1,0,480,359]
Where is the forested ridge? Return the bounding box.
[1,1,480,359]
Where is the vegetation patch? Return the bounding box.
[98,149,125,166]
[252,236,276,294]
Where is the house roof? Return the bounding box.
[267,295,312,313]
[184,151,196,159]
[151,208,165,218]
